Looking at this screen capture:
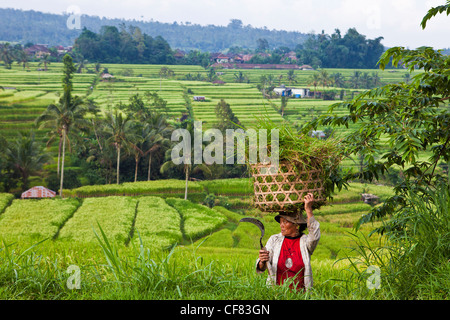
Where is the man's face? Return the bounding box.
[280,217,298,237]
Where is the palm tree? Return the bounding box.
[94,62,102,74]
[159,66,175,90]
[75,58,89,74]
[350,71,362,89]
[38,54,51,71]
[371,72,382,87]
[361,72,372,88]
[103,109,137,184]
[35,54,92,197]
[286,70,297,86]
[130,126,145,183]
[258,75,268,97]
[143,113,172,181]
[331,72,346,88]
[0,43,14,69]
[5,132,51,191]
[234,71,247,83]
[16,50,29,70]
[36,96,90,195]
[277,74,283,86]
[403,73,412,84]
[318,70,333,90]
[308,73,320,98]
[160,118,211,200]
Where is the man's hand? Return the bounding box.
[304,192,314,217]
[258,249,270,270]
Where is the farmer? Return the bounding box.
[256,193,320,290]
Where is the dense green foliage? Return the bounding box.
[295,28,385,69]
[74,26,174,64]
[306,45,450,232]
[0,9,307,51]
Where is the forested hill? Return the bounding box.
[0,8,308,51]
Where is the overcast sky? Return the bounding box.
[2,0,449,49]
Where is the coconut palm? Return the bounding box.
[159,66,175,90]
[143,112,172,181]
[160,118,211,200]
[38,54,51,71]
[5,132,51,191]
[318,70,333,90]
[331,72,346,88]
[371,72,382,87]
[308,73,321,98]
[286,69,297,86]
[361,72,372,88]
[350,70,362,89]
[234,71,247,83]
[35,54,92,197]
[16,50,29,70]
[130,125,146,183]
[102,109,137,184]
[36,96,91,195]
[75,58,89,74]
[403,73,411,84]
[0,43,14,69]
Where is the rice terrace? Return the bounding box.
[0,1,449,306]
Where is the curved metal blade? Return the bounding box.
[239,217,265,249]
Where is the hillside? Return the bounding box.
[0,8,308,51]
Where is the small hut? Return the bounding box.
[21,186,56,199]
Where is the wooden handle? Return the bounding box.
[261,246,272,276]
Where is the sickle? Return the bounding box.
[239,217,265,249]
[239,217,272,276]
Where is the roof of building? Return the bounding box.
[21,186,56,199]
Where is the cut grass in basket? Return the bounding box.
[248,114,345,212]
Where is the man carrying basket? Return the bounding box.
[256,193,320,291]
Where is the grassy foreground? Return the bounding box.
[0,179,447,300]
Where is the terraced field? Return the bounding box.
[0,64,96,142]
[0,62,422,181]
[0,178,392,260]
[0,192,228,248]
[0,62,418,140]
[183,81,283,128]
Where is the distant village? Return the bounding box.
[23,43,314,71]
[177,49,314,71]
[23,43,73,59]
[22,43,316,99]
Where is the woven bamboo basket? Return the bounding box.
[250,160,326,213]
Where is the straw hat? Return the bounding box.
[275,212,307,225]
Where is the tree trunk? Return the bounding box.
[134,154,139,182]
[147,153,152,181]
[184,164,189,200]
[57,136,62,176]
[59,128,66,197]
[116,146,121,184]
